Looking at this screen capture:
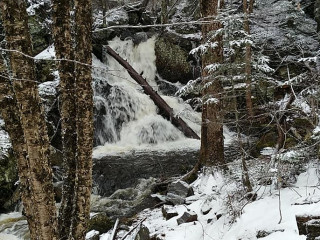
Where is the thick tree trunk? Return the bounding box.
[52,1,77,239]
[243,0,254,118]
[199,0,225,167]
[106,46,200,140]
[71,0,94,239]
[0,56,39,240]
[0,1,57,239]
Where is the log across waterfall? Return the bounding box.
[106,46,200,140]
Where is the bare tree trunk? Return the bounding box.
[52,1,77,239]
[199,0,225,167]
[243,0,254,118]
[71,0,94,238]
[161,0,168,24]
[102,0,108,27]
[0,1,57,239]
[0,55,39,240]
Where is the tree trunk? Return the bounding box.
[0,1,57,239]
[199,0,225,167]
[71,0,94,239]
[161,0,168,24]
[0,55,39,240]
[52,1,77,239]
[243,0,254,118]
[106,46,200,140]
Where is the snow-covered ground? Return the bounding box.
[139,167,319,240]
[95,164,320,240]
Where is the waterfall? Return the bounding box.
[92,36,201,157]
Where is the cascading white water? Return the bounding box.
[92,36,202,157]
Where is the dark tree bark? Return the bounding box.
[0,54,39,240]
[71,0,94,238]
[52,1,77,239]
[106,46,200,140]
[199,0,225,167]
[0,1,57,239]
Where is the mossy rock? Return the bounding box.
[155,38,193,84]
[256,131,278,151]
[88,213,113,234]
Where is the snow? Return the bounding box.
[134,166,320,240]
[0,233,19,240]
[34,45,56,60]
[0,129,11,157]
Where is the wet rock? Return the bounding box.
[133,32,148,45]
[93,150,198,196]
[177,211,198,225]
[91,178,158,219]
[134,225,150,240]
[162,206,178,220]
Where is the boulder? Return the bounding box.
[167,180,194,198]
[162,206,178,220]
[177,211,198,225]
[155,37,194,84]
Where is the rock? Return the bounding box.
[90,178,158,219]
[88,213,113,234]
[166,193,185,205]
[177,211,198,225]
[134,225,150,240]
[306,219,320,239]
[155,37,194,84]
[133,32,148,45]
[167,180,194,198]
[162,206,178,220]
[296,215,320,238]
[93,150,198,197]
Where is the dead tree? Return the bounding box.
[105,46,200,140]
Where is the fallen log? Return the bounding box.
[106,46,200,140]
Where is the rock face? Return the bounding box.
[93,150,198,197]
